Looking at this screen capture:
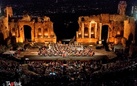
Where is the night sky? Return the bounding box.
[0,0,136,41]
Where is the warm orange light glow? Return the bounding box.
[44,33,48,36]
[91,31,94,34]
[12,32,15,36]
[20,38,23,42]
[117,31,120,35]
[38,33,42,35]
[114,38,119,44]
[99,41,102,44]
[78,33,81,35]
[90,20,95,23]
[84,33,88,36]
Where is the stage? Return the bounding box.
[22,55,108,61]
[19,47,117,61]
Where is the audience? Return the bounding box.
[0,43,137,86]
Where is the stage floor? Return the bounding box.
[23,55,109,61]
[19,47,117,61]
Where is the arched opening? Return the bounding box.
[102,25,108,42]
[102,25,109,51]
[38,28,42,38]
[43,28,48,38]
[24,25,31,42]
[126,33,133,46]
[11,36,16,45]
[0,32,4,45]
[91,26,95,38]
[84,27,88,38]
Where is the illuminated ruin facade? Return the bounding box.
[76,1,136,45]
[0,1,136,46]
[0,7,56,44]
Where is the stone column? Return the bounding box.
[16,28,18,42]
[76,31,78,38]
[82,23,84,38]
[31,26,34,42]
[95,22,97,38]
[41,27,43,38]
[99,23,102,40]
[89,22,91,38]
[35,27,38,38]
[99,23,102,44]
[20,27,24,42]
[17,26,20,42]
[107,27,109,42]
[48,28,50,38]
[22,27,25,42]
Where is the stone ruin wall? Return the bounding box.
[77,14,136,45]
[0,15,57,44]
